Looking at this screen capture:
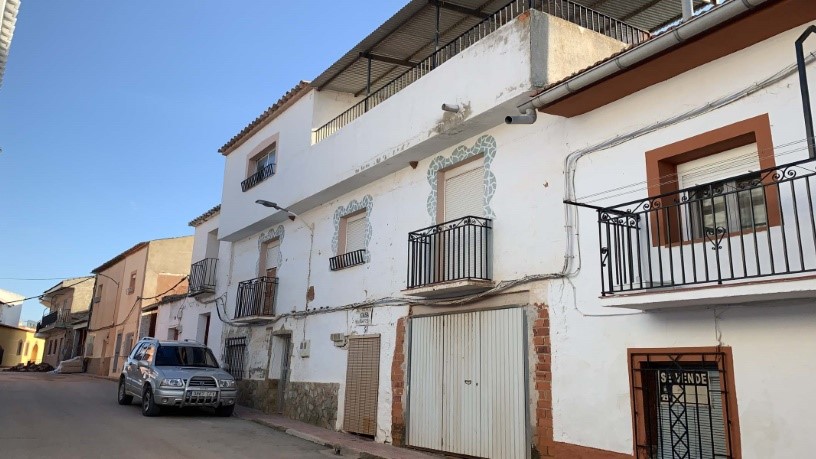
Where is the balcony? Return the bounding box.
[241,163,275,192]
[329,249,367,271]
[233,276,278,322]
[313,0,648,143]
[35,309,71,335]
[405,216,493,297]
[596,158,816,309]
[189,258,217,296]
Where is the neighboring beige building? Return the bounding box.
[85,236,193,377]
[0,323,43,367]
[36,277,95,368]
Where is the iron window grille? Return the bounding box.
[629,350,736,459]
[406,215,492,289]
[189,258,217,295]
[234,276,278,318]
[329,249,367,271]
[223,337,247,380]
[597,158,816,295]
[240,163,275,192]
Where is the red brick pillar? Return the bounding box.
[532,304,554,458]
[391,317,407,446]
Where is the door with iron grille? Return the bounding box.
[630,350,737,459]
[343,335,380,436]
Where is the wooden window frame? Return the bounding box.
[628,346,741,459]
[337,209,367,256]
[128,271,137,295]
[644,114,779,246]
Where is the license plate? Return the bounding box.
[191,391,216,397]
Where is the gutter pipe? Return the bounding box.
[516,0,771,114]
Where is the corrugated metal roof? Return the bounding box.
[0,0,21,87]
[312,0,705,96]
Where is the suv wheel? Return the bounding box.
[117,378,133,405]
[214,404,235,417]
[141,386,161,417]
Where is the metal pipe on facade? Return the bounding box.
[681,0,694,21]
[515,0,771,115]
[795,25,816,159]
[505,109,537,124]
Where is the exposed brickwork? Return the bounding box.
[532,304,555,458]
[390,317,407,446]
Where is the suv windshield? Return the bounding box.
[154,345,219,368]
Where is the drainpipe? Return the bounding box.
[505,109,537,124]
[796,25,816,159]
[514,0,771,115]
[681,0,694,22]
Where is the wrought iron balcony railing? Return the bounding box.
[234,276,278,318]
[189,258,217,295]
[329,249,367,271]
[240,163,275,192]
[407,216,492,289]
[313,0,648,143]
[597,158,816,295]
[36,309,71,332]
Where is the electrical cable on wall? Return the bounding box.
[87,276,188,333]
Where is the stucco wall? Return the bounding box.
[0,325,43,366]
[546,25,816,458]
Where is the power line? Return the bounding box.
[0,277,95,306]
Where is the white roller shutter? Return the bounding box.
[345,212,367,253]
[444,165,484,221]
[677,143,760,188]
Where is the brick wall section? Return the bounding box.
[390,316,407,446]
[532,304,555,458]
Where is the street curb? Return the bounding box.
[240,416,390,459]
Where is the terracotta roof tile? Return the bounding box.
[188,204,221,227]
[218,81,312,155]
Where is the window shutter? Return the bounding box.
[677,143,760,189]
[266,242,280,270]
[345,213,367,253]
[444,165,484,221]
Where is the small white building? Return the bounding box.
[141,205,225,359]
[211,0,816,457]
[0,288,24,328]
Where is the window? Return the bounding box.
[16,340,22,355]
[339,211,367,255]
[155,345,218,368]
[439,157,485,223]
[142,344,156,363]
[677,143,768,240]
[128,272,137,295]
[24,342,29,356]
[645,114,779,246]
[252,145,276,175]
[94,284,103,303]
[629,348,741,458]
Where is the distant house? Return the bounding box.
[0,288,24,327]
[85,236,193,377]
[0,323,43,367]
[142,205,224,358]
[36,277,95,368]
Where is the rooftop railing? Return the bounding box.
[313,0,648,143]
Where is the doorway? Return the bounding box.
[343,335,381,436]
[269,333,292,414]
[408,308,527,458]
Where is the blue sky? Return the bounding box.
[0,1,405,323]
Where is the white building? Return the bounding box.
[0,0,20,87]
[142,205,225,359]
[212,0,816,457]
[0,288,24,328]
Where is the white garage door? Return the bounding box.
[408,308,527,458]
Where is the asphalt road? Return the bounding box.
[0,372,334,459]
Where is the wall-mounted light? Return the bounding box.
[255,200,297,221]
[441,103,460,113]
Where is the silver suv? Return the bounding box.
[117,338,238,417]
